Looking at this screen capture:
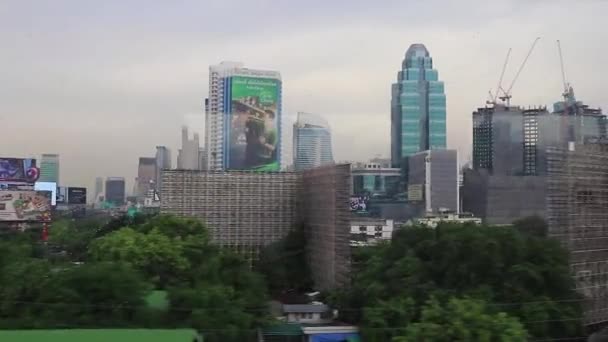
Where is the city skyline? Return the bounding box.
[2,0,607,192]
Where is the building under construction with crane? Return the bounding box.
[463,38,606,224]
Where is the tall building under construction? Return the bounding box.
[547,142,608,325]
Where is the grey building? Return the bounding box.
[155,146,172,196]
[546,142,608,325]
[462,169,546,225]
[408,149,458,214]
[105,177,126,206]
[160,164,351,290]
[293,112,334,171]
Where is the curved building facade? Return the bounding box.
[293,112,334,171]
[391,44,447,167]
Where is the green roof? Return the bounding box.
[0,329,199,342]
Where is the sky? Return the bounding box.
[1,0,607,193]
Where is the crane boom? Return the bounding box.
[557,40,569,95]
[505,37,540,95]
[493,48,512,104]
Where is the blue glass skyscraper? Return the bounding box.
[391,44,447,167]
[293,112,334,171]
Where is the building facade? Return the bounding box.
[136,157,156,198]
[177,127,201,170]
[350,218,394,247]
[408,149,458,214]
[160,170,298,262]
[351,162,403,200]
[205,62,282,171]
[105,177,126,206]
[293,112,334,171]
[546,143,608,325]
[391,44,446,167]
[155,146,171,196]
[39,154,60,183]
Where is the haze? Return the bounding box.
[1,0,606,192]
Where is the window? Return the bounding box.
[359,226,367,232]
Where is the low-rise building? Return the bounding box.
[350,218,394,246]
[406,211,481,228]
[283,304,332,325]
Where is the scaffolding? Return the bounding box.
[547,143,608,325]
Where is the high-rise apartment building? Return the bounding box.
[39,154,60,183]
[177,127,201,170]
[105,177,125,206]
[293,112,333,171]
[155,146,171,195]
[205,61,282,171]
[391,44,446,167]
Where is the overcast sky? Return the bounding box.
[1,0,606,193]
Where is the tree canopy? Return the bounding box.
[331,220,582,341]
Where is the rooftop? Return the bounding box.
[283,304,329,313]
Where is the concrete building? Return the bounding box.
[391,44,447,168]
[160,164,351,291]
[39,154,60,183]
[136,157,156,199]
[406,211,481,228]
[177,127,201,170]
[293,112,334,171]
[154,146,171,196]
[546,142,608,325]
[160,169,298,262]
[350,218,394,247]
[205,62,282,171]
[282,304,331,325]
[299,164,351,290]
[105,177,125,206]
[462,168,546,225]
[408,149,458,214]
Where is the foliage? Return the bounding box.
[257,226,313,295]
[393,297,527,342]
[332,222,582,340]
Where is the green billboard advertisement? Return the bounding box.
[229,76,280,171]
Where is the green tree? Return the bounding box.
[394,297,527,342]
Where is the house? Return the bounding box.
[283,304,331,324]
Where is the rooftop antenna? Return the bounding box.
[499,37,541,106]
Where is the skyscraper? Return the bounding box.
[105,177,125,206]
[155,146,171,195]
[136,157,156,198]
[391,44,447,167]
[177,127,201,170]
[39,154,60,183]
[205,61,282,171]
[293,112,333,171]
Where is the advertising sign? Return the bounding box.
[0,190,51,222]
[67,187,87,204]
[350,196,370,212]
[0,158,39,183]
[228,76,280,171]
[408,184,424,202]
[35,182,57,205]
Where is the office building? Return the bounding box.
[94,177,103,202]
[136,157,156,198]
[546,142,608,325]
[350,218,394,247]
[205,61,282,171]
[177,127,201,170]
[391,44,446,167]
[155,146,171,195]
[351,162,402,199]
[408,149,458,214]
[105,177,125,206]
[160,164,351,290]
[293,112,333,171]
[39,154,60,183]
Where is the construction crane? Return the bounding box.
[487,48,512,106]
[498,37,541,106]
[557,39,575,106]
[556,40,578,143]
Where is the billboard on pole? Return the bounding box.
[67,187,87,204]
[35,182,57,205]
[0,158,39,183]
[228,76,280,171]
[0,190,51,221]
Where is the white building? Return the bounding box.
[282,304,331,325]
[407,211,482,228]
[205,61,282,170]
[350,218,394,246]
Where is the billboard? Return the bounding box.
[408,184,424,202]
[67,187,87,204]
[35,182,57,205]
[0,190,51,222]
[0,158,39,183]
[350,195,370,212]
[228,76,280,171]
